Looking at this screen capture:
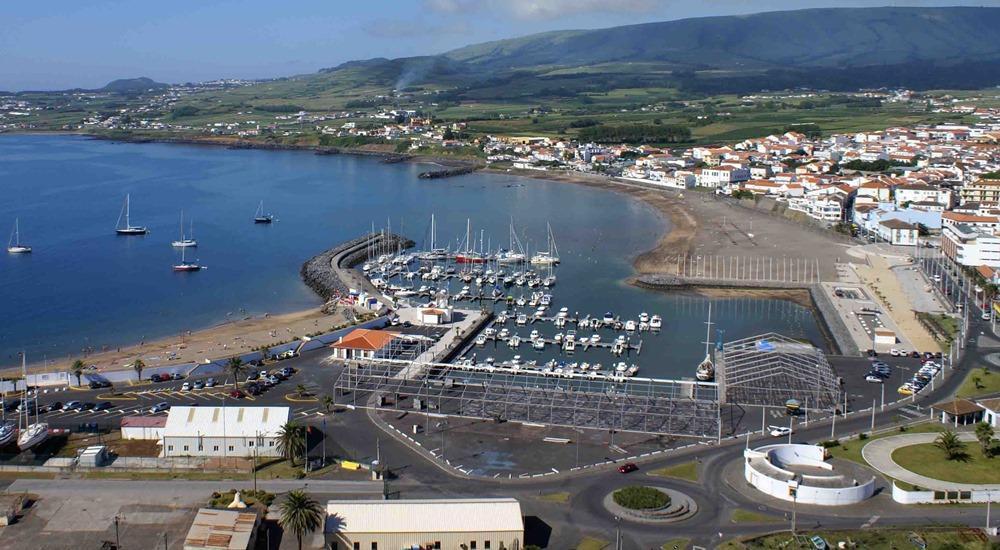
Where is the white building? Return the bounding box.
[325,498,524,550]
[877,219,918,246]
[120,416,167,441]
[162,406,289,458]
[698,166,750,188]
[744,444,876,506]
[942,223,1000,268]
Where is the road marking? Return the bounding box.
[861,515,880,528]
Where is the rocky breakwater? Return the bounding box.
[300,233,415,307]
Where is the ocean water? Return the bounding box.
[0,135,824,376]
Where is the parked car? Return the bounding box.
[0,398,19,412]
[65,400,83,411]
[246,383,261,396]
[180,382,192,391]
[279,367,295,377]
[89,380,111,389]
[171,373,184,381]
[245,372,260,382]
[229,389,246,399]
[149,402,170,414]
[94,402,113,411]
[865,374,884,383]
[80,402,95,411]
[16,399,36,413]
[193,381,205,390]
[866,349,877,357]
[618,462,638,474]
[890,348,900,357]
[40,401,63,413]
[205,378,216,388]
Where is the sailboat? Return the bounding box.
[17,353,49,451]
[418,214,448,260]
[0,419,13,447]
[253,201,273,224]
[171,211,198,248]
[455,218,485,264]
[497,217,526,264]
[115,194,148,235]
[172,245,202,272]
[530,222,560,265]
[7,218,32,253]
[695,304,716,382]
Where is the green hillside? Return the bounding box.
[445,7,1000,70]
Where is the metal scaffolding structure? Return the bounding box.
[333,358,721,438]
[718,333,840,410]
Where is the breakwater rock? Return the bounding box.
[301,233,414,302]
[418,165,480,179]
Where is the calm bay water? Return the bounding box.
[0,135,824,376]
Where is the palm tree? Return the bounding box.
[276,421,307,466]
[296,384,308,398]
[321,395,334,414]
[132,359,145,381]
[973,376,984,390]
[277,490,323,550]
[227,357,245,390]
[71,359,85,387]
[975,422,995,457]
[934,430,967,460]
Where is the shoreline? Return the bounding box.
[8,134,842,375]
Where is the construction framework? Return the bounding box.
[718,333,840,410]
[333,358,721,438]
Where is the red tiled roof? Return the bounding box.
[330,329,399,352]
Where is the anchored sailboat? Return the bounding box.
[7,218,32,253]
[172,245,202,272]
[171,211,197,248]
[115,194,148,235]
[253,200,273,224]
[696,304,716,382]
[530,222,560,265]
[17,353,49,451]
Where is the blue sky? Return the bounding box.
[2,0,998,91]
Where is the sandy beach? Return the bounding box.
[11,307,357,377]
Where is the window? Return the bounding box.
[198,444,203,451]
[471,542,477,549]
[484,542,490,549]
[183,445,189,452]
[433,543,440,550]
[167,445,174,451]
[228,446,234,452]
[353,543,359,550]
[269,441,275,447]
[371,543,377,550]
[213,446,219,451]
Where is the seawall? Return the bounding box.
[300,233,414,303]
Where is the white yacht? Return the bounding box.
[7,218,32,253]
[650,315,662,330]
[16,354,48,451]
[171,211,198,247]
[696,304,716,382]
[530,222,561,265]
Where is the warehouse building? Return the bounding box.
[325,498,524,550]
[162,406,289,458]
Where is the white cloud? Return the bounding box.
[423,0,658,20]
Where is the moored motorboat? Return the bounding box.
[650,315,662,330]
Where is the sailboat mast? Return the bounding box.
[125,194,131,228]
[703,303,713,357]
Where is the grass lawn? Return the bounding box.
[729,509,782,524]
[825,422,944,466]
[661,538,690,550]
[576,536,609,550]
[719,528,993,549]
[956,367,1000,398]
[646,461,698,482]
[891,443,1000,484]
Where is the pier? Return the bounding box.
[300,232,414,306]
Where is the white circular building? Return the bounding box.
[744,443,876,506]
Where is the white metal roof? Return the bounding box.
[325,498,523,534]
[163,406,289,439]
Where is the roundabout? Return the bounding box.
[601,485,698,524]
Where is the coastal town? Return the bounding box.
[6,4,1000,550]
